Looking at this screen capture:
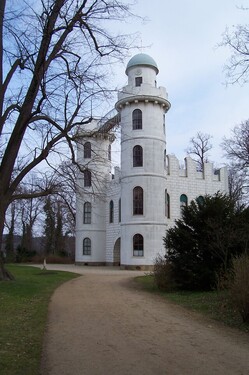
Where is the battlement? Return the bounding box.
[166,154,227,182]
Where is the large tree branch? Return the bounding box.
[11,188,54,201]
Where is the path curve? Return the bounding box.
[40,265,249,375]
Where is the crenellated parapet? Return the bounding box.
[166,154,228,183]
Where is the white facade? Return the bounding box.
[75,54,228,270]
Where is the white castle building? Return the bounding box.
[75,53,228,270]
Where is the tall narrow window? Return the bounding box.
[180,194,188,208]
[135,77,142,87]
[164,150,167,169]
[83,238,91,255]
[165,191,170,218]
[84,170,91,187]
[163,114,165,134]
[109,200,114,223]
[133,186,143,215]
[108,144,111,161]
[83,202,91,224]
[84,142,91,158]
[132,109,142,130]
[133,234,144,256]
[118,198,121,222]
[133,145,143,167]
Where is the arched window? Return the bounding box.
[197,195,204,205]
[118,198,121,222]
[83,202,91,224]
[133,186,143,215]
[84,142,91,158]
[133,145,143,167]
[165,190,170,218]
[84,170,91,187]
[133,234,144,256]
[108,144,111,161]
[180,194,188,208]
[109,200,114,223]
[132,109,142,130]
[83,238,91,255]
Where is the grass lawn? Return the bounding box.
[135,274,249,333]
[0,264,80,375]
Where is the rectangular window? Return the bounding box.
[135,77,142,87]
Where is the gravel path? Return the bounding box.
[40,265,249,375]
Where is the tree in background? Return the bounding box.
[43,197,56,256]
[222,120,249,204]
[221,11,249,85]
[164,193,249,291]
[227,164,246,206]
[185,132,213,171]
[0,0,138,279]
[4,202,18,262]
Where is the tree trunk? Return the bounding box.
[0,201,15,281]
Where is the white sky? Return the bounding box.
[111,0,249,167]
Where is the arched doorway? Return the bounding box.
[113,237,121,266]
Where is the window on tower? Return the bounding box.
[118,198,121,222]
[108,144,111,161]
[84,170,91,187]
[135,77,142,87]
[109,200,114,223]
[165,190,170,218]
[133,234,144,256]
[132,109,142,130]
[84,142,91,158]
[133,145,143,167]
[83,238,91,255]
[133,186,143,215]
[83,202,91,224]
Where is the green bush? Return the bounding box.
[153,255,176,291]
[229,253,249,323]
[16,245,36,263]
[164,193,249,290]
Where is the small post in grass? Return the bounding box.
[42,258,47,271]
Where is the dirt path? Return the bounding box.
[40,267,249,375]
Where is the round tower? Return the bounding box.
[116,53,171,269]
[75,120,114,265]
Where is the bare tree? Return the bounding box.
[20,196,42,253]
[222,120,249,204]
[227,164,247,206]
[222,120,249,169]
[185,132,213,171]
[53,161,78,233]
[0,0,138,279]
[221,12,249,85]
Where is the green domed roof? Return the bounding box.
[126,53,159,74]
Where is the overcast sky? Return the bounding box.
[111,0,249,166]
